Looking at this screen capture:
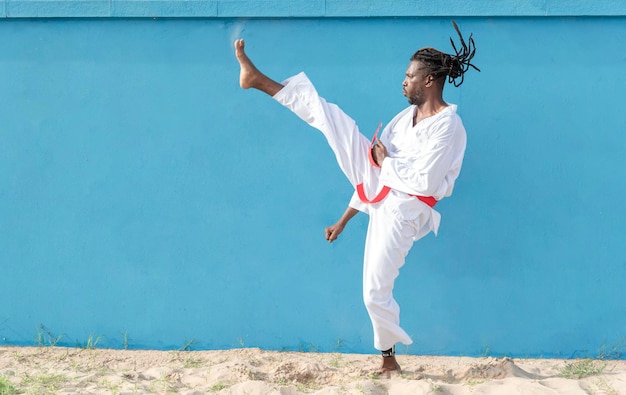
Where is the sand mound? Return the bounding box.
[462,357,537,381]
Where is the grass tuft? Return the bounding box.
[179,338,198,352]
[21,373,69,394]
[122,331,130,350]
[35,325,62,347]
[0,376,21,395]
[209,382,229,392]
[597,339,624,360]
[560,358,606,379]
[77,334,103,349]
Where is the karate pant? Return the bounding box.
[274,72,433,351]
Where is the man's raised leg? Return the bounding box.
[235,39,283,96]
[235,38,398,375]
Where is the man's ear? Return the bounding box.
[425,75,434,87]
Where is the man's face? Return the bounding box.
[402,61,428,106]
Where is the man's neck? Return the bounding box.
[414,98,447,125]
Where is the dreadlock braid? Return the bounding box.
[411,21,480,87]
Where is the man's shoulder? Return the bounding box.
[433,105,462,123]
[430,107,466,136]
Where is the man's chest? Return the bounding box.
[386,119,431,157]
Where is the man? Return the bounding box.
[234,22,478,373]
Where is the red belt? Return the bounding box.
[356,123,437,208]
[356,184,437,207]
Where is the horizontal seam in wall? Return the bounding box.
[2,0,626,18]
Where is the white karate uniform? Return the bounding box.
[273,72,467,351]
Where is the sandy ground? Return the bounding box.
[1,346,625,394]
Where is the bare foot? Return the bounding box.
[234,39,283,95]
[234,39,261,89]
[380,356,402,375]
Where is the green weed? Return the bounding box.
[592,377,618,395]
[297,341,318,353]
[179,338,198,352]
[597,339,624,360]
[78,333,102,349]
[209,382,229,392]
[35,325,62,347]
[560,358,606,379]
[99,378,120,395]
[430,382,443,392]
[334,338,344,351]
[328,353,343,369]
[169,350,203,369]
[183,354,202,369]
[122,331,129,350]
[21,372,68,394]
[0,376,21,395]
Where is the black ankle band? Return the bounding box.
[381,346,395,357]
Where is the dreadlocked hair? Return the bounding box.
[411,21,480,87]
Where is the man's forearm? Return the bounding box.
[337,207,359,226]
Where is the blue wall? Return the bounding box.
[1,4,625,357]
